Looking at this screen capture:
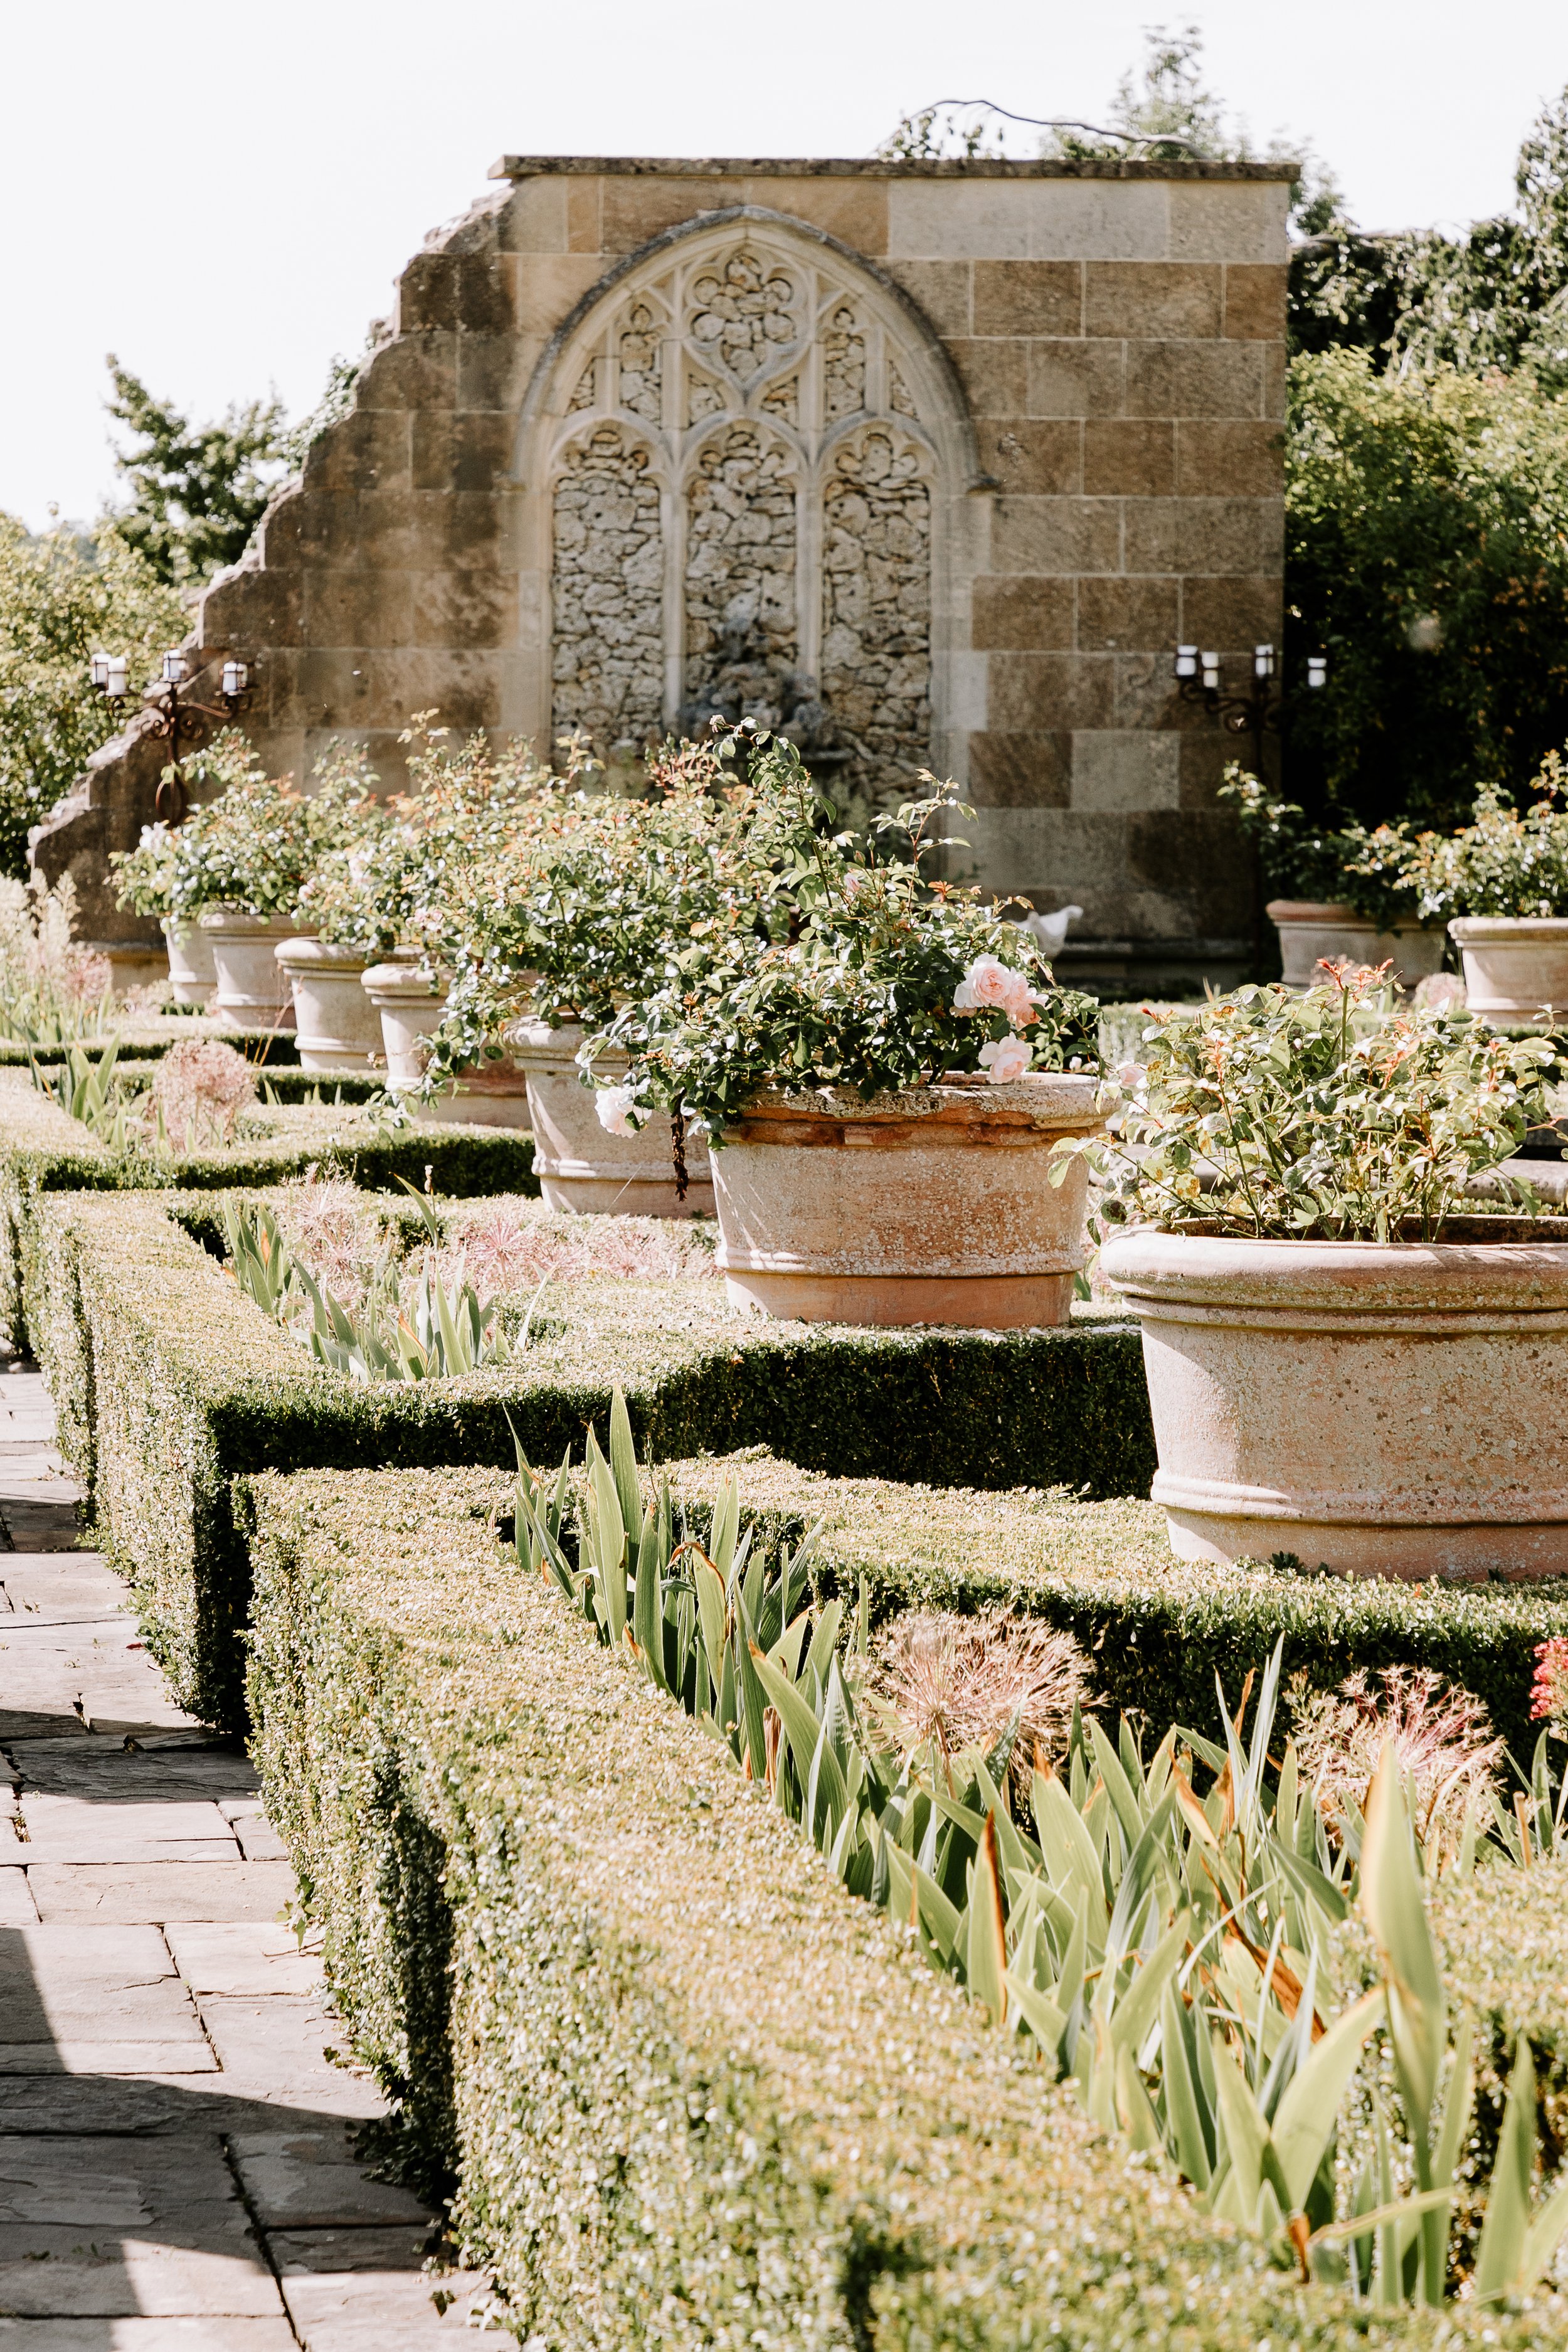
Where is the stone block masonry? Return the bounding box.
[34,156,1290,989]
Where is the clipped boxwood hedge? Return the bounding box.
[0,1074,535,1348]
[0,1019,304,1068]
[26,1191,1152,1727]
[662,1456,1568,1765]
[243,1462,1568,2351]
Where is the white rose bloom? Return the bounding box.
[595,1084,645,1136]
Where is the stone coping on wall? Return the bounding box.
[489,154,1301,181]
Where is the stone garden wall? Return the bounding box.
[34,156,1290,988]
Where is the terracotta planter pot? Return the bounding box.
[711,1074,1106,1328]
[199,911,313,1029]
[1449,917,1568,1022]
[161,918,215,1007]
[275,938,381,1073]
[1268,900,1446,993]
[514,1018,712,1218]
[1099,1219,1568,1580]
[361,954,442,1089]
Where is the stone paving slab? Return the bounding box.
[0,1355,485,2342]
[272,2228,490,2347]
[0,1926,204,2049]
[29,1862,295,1924]
[165,1921,325,1998]
[0,2322,300,2348]
[229,2128,432,2228]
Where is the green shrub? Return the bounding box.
[0,1022,304,1069]
[242,1461,1568,2348]
[27,1190,1150,1727]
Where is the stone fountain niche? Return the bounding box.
[543,234,936,811]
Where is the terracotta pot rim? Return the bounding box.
[741,1074,1104,1119]
[1449,916,1568,939]
[273,938,370,973]
[1101,1219,1568,1317]
[198,909,314,936]
[1265,899,1441,935]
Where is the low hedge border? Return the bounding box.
[0,1074,536,1348]
[661,1455,1568,1764]
[242,1462,1568,2351]
[0,1020,304,1069]
[27,1190,1152,1727]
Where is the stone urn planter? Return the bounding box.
[361,954,442,1090]
[1268,901,1446,993]
[513,1017,713,1218]
[275,938,381,1073]
[199,911,313,1030]
[709,1073,1107,1327]
[1099,1219,1568,1580]
[161,917,216,1008]
[1449,918,1568,1023]
[361,958,533,1128]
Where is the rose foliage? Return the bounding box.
[1098,962,1554,1241]
[597,733,1099,1138]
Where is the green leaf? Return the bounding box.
[1475,2035,1538,2304]
[631,1507,665,1690]
[692,1555,728,1705]
[1160,1974,1213,2190]
[1271,1988,1385,2211]
[1362,1739,1446,2136]
[965,1811,1009,2026]
[608,1386,642,1544]
[750,1641,847,1828]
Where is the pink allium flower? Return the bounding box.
[978,1035,1034,1083]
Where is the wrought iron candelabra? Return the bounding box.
[89,649,258,822]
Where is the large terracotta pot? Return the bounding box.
[199,911,314,1029]
[161,918,215,1008]
[711,1074,1106,1328]
[514,1017,713,1218]
[1099,1219,1568,1580]
[1268,900,1446,992]
[274,938,380,1073]
[1449,917,1568,1022]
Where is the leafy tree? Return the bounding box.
[0,516,186,880]
[105,358,289,586]
[1285,351,1568,832]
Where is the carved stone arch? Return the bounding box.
[517,206,979,787]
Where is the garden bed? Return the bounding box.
[0,1074,536,1347]
[0,1015,305,1067]
[25,1188,1152,1727]
[242,1460,1568,2350]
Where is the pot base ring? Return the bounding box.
[541,1173,714,1221]
[1166,1506,1568,1582]
[723,1268,1074,1328]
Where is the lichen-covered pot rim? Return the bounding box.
[1266,899,1439,933]
[273,936,371,973]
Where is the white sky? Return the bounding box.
[5,0,1567,531]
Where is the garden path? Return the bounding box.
[0,1349,491,2347]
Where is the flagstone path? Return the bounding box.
[0,1351,492,2346]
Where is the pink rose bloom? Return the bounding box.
[978,1035,1034,1083]
[954,955,1017,1013]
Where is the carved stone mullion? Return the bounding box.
[866,320,889,420]
[660,473,684,731]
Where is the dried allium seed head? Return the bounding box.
[448,1203,719,1293]
[1294,1665,1502,1851]
[151,1039,257,1149]
[859,1607,1090,1801]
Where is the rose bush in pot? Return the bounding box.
[339,718,588,1121]
[1392,757,1568,1020]
[425,733,792,1214]
[599,738,1104,1321]
[1093,963,1567,1578]
[110,731,376,1030]
[1219,767,1444,990]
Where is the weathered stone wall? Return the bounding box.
[36,156,1290,986]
